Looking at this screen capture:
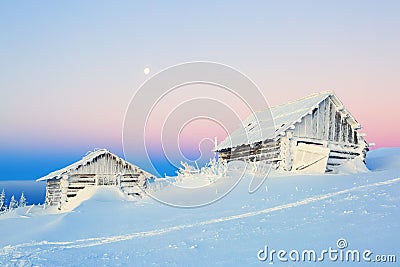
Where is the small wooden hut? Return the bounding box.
[215,91,369,173]
[37,149,154,207]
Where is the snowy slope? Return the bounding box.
[0,148,399,266]
[366,147,400,171]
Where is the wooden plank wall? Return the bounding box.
[291,96,367,171]
[46,178,62,206]
[218,96,368,172]
[46,153,150,206]
[293,97,359,144]
[218,139,281,166]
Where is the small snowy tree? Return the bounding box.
[201,158,227,177]
[8,195,18,210]
[177,161,200,177]
[19,192,26,207]
[0,188,5,212]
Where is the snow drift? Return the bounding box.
[0,148,399,266]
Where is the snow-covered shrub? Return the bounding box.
[200,158,227,177]
[147,159,228,193]
[176,158,228,183]
[177,161,200,177]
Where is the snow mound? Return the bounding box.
[334,157,370,174]
[86,186,133,202]
[366,148,400,171]
[62,186,134,212]
[0,205,55,220]
[1,149,400,266]
[175,175,213,188]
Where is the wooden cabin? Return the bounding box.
[37,149,154,207]
[215,91,369,173]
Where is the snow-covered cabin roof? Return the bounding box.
[36,149,154,181]
[216,91,361,150]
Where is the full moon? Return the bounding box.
[143,67,150,75]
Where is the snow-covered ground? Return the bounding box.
[0,148,399,266]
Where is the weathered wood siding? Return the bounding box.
[291,96,368,171]
[46,153,150,207]
[218,95,368,173]
[292,97,359,144]
[45,178,62,206]
[218,139,281,167]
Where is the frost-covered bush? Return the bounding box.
[200,158,227,177]
[177,161,200,177]
[147,159,228,193]
[176,158,228,182]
